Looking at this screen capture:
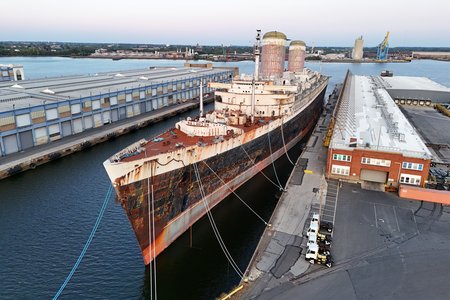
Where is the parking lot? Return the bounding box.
[401,106,450,163]
[257,182,450,300]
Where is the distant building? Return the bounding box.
[195,43,203,53]
[0,65,25,82]
[412,52,450,60]
[94,48,108,54]
[327,72,433,188]
[322,53,346,60]
[351,36,364,60]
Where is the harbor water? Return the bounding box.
[0,57,448,299]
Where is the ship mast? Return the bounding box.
[251,29,261,124]
[254,29,261,81]
[199,80,203,118]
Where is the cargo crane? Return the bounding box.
[377,31,390,61]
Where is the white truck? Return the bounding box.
[305,243,333,268]
[307,234,330,255]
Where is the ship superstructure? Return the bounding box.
[103,30,328,265]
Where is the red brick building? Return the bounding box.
[327,73,432,187]
[327,147,431,187]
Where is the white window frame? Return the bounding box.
[399,173,421,185]
[16,114,31,127]
[70,104,81,114]
[361,157,391,167]
[402,162,423,171]
[331,165,350,176]
[333,153,351,162]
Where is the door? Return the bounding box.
[93,113,102,127]
[73,118,83,134]
[61,121,72,137]
[111,109,119,122]
[103,111,111,124]
[19,130,34,150]
[3,134,19,154]
[34,127,48,145]
[84,116,93,129]
[48,124,61,141]
[119,107,126,120]
[360,169,387,183]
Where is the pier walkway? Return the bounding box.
[0,98,210,180]
[240,91,339,299]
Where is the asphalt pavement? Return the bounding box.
[255,182,450,300]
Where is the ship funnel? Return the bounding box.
[260,31,287,79]
[288,40,306,72]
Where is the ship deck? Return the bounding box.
[120,114,277,162]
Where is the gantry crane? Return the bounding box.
[377,31,390,61]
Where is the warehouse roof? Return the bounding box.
[331,74,432,159]
[0,67,230,112]
[382,76,450,92]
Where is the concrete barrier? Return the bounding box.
[399,185,450,205]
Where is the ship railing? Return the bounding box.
[110,138,147,162]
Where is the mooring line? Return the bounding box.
[52,185,113,300]
[280,119,295,166]
[202,160,269,225]
[193,163,244,278]
[267,125,283,190]
[240,144,283,190]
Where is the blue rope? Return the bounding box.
[52,184,113,300]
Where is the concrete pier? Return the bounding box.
[239,87,340,298]
[0,97,212,180]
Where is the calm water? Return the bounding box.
[0,57,448,300]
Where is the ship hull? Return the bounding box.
[115,86,326,265]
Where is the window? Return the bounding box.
[83,101,91,108]
[331,165,350,176]
[361,157,391,167]
[333,154,351,162]
[400,173,421,186]
[402,162,424,171]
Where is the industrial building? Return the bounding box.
[351,36,364,60]
[0,66,233,156]
[381,76,450,105]
[327,72,433,188]
[412,52,450,60]
[0,64,25,82]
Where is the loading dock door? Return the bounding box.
[73,118,83,134]
[19,130,34,150]
[360,169,387,183]
[111,109,119,122]
[61,121,72,137]
[119,107,126,120]
[3,134,19,155]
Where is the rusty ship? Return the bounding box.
[103,30,328,265]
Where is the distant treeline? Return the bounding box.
[0,41,448,57]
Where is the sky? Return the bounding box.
[2,0,449,47]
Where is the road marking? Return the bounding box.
[393,206,400,232]
[321,213,334,218]
[411,208,420,235]
[374,204,378,228]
